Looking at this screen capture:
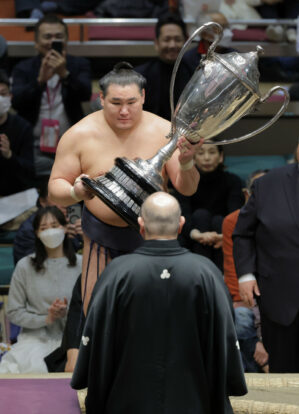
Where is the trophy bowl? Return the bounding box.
[169,22,289,145]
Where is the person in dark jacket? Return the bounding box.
[12,14,92,179]
[0,70,35,196]
[233,142,299,373]
[135,13,192,121]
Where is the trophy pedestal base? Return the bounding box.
[81,157,162,230]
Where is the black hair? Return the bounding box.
[36,179,50,207]
[217,145,224,154]
[34,14,68,42]
[31,206,76,272]
[0,70,10,88]
[215,144,224,171]
[99,62,146,97]
[155,13,188,40]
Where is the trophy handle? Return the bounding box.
[169,21,223,134]
[208,86,290,145]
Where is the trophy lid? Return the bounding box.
[214,46,264,97]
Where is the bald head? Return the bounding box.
[138,192,184,239]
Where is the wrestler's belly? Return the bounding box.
[85,196,129,227]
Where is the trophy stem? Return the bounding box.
[148,130,179,172]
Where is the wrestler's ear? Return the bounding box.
[141,88,145,105]
[138,216,145,238]
[99,90,105,107]
[178,216,185,235]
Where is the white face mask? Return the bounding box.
[38,228,65,249]
[218,28,233,48]
[0,95,11,116]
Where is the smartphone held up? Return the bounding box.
[51,40,63,54]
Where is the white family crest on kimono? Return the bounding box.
[82,336,90,346]
[160,269,171,279]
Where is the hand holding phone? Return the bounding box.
[51,40,63,54]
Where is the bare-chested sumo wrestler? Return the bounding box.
[48,62,202,316]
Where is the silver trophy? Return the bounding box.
[82,22,289,229]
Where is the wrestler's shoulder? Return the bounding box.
[142,110,171,133]
[62,111,105,140]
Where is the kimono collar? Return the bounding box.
[136,239,187,256]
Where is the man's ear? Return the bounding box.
[138,216,145,238]
[178,216,185,235]
[141,88,145,105]
[99,91,105,107]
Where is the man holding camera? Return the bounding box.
[12,14,92,180]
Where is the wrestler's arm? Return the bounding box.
[166,137,203,196]
[48,126,93,206]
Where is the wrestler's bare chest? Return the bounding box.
[81,130,168,178]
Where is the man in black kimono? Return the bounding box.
[71,192,247,414]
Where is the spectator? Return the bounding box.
[44,273,83,372]
[222,169,269,373]
[0,206,82,373]
[71,192,247,413]
[181,11,235,74]
[0,70,35,197]
[172,143,244,270]
[13,180,83,264]
[255,0,299,43]
[220,0,262,31]
[12,14,92,180]
[135,13,192,121]
[233,141,299,372]
[218,0,294,43]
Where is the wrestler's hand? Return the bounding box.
[239,280,260,308]
[72,174,95,201]
[177,136,204,167]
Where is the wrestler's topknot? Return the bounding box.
[113,62,134,72]
[99,61,146,96]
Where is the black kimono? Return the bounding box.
[71,240,247,414]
